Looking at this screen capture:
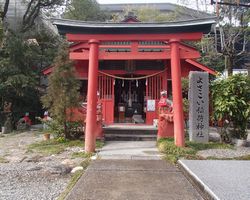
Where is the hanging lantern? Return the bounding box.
[136,80,139,87]
[122,80,124,87]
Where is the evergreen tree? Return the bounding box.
[41,42,80,139]
[111,5,182,22]
[0,32,42,125]
[63,0,107,21]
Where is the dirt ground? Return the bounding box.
[0,131,43,162]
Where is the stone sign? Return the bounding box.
[188,72,209,143]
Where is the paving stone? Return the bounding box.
[179,160,250,200]
[98,141,162,160]
[66,160,202,200]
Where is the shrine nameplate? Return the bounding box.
[147,100,156,112]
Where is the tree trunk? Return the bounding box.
[225,55,233,76]
[64,120,70,139]
[247,64,250,77]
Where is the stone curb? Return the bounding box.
[178,160,219,200]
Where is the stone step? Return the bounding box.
[103,125,157,141]
[104,133,157,141]
[103,128,157,135]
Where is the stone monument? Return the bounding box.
[188,72,209,143]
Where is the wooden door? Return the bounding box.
[98,74,114,125]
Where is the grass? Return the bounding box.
[235,155,250,160]
[0,156,9,163]
[96,140,105,149]
[71,152,93,159]
[57,158,91,200]
[27,138,104,156]
[27,139,84,155]
[157,138,233,163]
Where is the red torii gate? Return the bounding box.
[53,18,216,152]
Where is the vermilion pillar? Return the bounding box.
[85,39,99,153]
[170,40,185,147]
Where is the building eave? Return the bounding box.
[186,59,217,75]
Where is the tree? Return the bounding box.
[0,10,3,46]
[182,78,189,128]
[41,42,80,139]
[217,2,250,76]
[111,5,183,22]
[0,0,10,21]
[178,0,249,75]
[22,0,65,32]
[133,6,178,22]
[0,0,64,32]
[211,74,250,140]
[34,29,61,70]
[0,32,43,126]
[0,1,62,129]
[63,0,107,21]
[196,35,225,73]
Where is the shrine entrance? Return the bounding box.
[114,78,146,124]
[99,70,167,125]
[52,17,216,152]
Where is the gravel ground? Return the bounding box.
[1,128,249,199]
[203,130,250,159]
[0,162,70,200]
[0,130,85,200]
[197,147,250,159]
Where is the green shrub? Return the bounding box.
[211,74,250,140]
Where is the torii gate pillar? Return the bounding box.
[170,40,185,147]
[85,39,99,153]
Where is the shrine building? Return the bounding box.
[45,15,216,152]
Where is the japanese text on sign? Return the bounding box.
[196,76,205,137]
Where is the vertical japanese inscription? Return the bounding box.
[189,72,209,143]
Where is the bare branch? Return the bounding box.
[22,0,64,32]
[1,0,10,21]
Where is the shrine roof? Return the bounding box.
[52,18,215,35]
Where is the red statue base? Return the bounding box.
[157,113,174,139]
[157,91,174,139]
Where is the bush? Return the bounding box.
[211,74,250,140]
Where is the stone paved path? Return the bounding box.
[97,141,162,160]
[66,141,203,200]
[66,160,203,200]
